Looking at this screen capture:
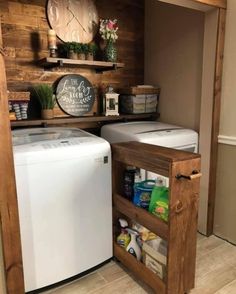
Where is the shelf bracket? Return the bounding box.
[95,63,118,74]
[58,60,63,67]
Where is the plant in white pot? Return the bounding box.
[33,84,56,119]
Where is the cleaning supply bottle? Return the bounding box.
[117,218,130,249]
[133,180,155,210]
[126,228,142,261]
[123,166,136,201]
[148,178,169,222]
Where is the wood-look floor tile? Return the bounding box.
[196,241,236,280]
[191,265,236,294]
[90,275,148,294]
[44,272,107,294]
[215,279,236,294]
[41,235,236,294]
[98,261,126,283]
[196,235,225,257]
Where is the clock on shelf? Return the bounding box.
[47,0,99,43]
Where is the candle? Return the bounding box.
[48,29,57,49]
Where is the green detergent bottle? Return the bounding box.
[148,178,169,222]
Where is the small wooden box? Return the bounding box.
[142,238,167,280]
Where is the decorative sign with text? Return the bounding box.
[56,74,95,116]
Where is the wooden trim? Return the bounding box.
[218,135,236,146]
[160,0,226,11]
[192,0,227,9]
[0,21,25,293]
[207,8,226,236]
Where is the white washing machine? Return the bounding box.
[12,128,112,292]
[101,121,198,152]
[101,121,198,182]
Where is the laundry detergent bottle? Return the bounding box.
[148,178,169,222]
[126,228,142,261]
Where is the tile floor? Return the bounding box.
[43,235,236,294]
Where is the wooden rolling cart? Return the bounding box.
[112,142,201,294]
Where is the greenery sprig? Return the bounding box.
[33,84,56,109]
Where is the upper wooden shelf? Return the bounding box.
[39,57,125,72]
[10,113,159,128]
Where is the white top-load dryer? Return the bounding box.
[12,128,112,292]
[101,121,198,153]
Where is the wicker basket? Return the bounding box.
[8,91,30,120]
[119,86,160,114]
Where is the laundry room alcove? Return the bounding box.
[0,0,226,293]
[144,0,226,236]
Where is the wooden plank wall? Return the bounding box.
[0,0,144,117]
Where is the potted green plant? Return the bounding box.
[65,42,78,59]
[76,43,86,60]
[86,42,98,61]
[33,84,56,119]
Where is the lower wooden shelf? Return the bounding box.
[10,113,159,129]
[114,242,166,293]
[113,193,168,241]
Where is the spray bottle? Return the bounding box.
[117,218,131,249]
[126,228,142,261]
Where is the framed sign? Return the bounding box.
[56,74,95,116]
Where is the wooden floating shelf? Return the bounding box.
[114,243,166,294]
[113,193,168,241]
[39,57,125,72]
[10,113,159,128]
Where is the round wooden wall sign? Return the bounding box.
[56,74,95,116]
[47,0,99,43]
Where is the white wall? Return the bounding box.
[214,0,236,244]
[145,0,214,233]
[145,0,204,131]
[219,1,236,137]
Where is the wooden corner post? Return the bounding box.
[0,19,25,293]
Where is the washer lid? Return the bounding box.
[12,127,93,146]
[102,121,181,134]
